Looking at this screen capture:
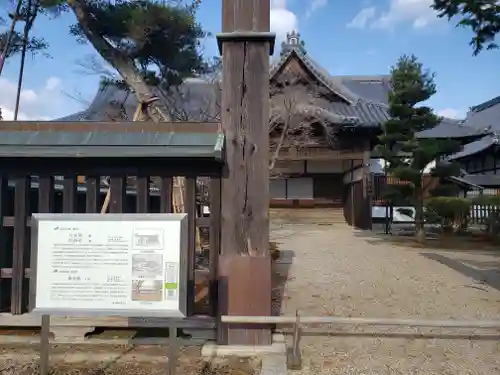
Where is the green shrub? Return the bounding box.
[429,183,460,197]
[470,195,500,206]
[425,197,471,231]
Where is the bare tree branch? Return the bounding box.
[61,88,91,108]
[268,76,334,177]
[74,53,117,79]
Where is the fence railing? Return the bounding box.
[468,204,500,225]
[371,203,500,226]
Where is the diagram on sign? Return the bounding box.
[132,228,163,250]
[131,279,163,301]
[132,254,163,278]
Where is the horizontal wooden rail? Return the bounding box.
[224,311,500,371]
[0,268,210,279]
[221,315,500,329]
[0,314,216,328]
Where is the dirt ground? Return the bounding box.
[270,208,500,375]
[0,345,259,375]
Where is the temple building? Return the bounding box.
[55,31,500,225]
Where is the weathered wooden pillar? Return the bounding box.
[216,0,275,345]
[362,150,373,230]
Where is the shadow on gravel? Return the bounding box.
[421,252,500,292]
[271,248,294,316]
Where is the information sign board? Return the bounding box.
[29,213,188,318]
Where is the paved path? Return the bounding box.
[270,209,500,375]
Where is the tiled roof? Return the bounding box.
[53,110,88,121]
[327,100,390,127]
[448,133,498,160]
[417,117,486,139]
[270,48,361,104]
[335,75,392,105]
[470,95,500,113]
[52,40,497,143]
[446,175,484,190]
[459,174,500,187]
[71,78,220,122]
[268,46,393,128]
[461,95,500,132]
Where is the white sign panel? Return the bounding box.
[30,213,188,318]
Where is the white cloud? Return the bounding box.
[348,0,439,30]
[44,76,61,91]
[347,6,376,28]
[306,0,328,18]
[438,108,465,119]
[270,0,298,43]
[0,76,63,120]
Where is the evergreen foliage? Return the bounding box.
[432,0,500,55]
[375,54,463,238]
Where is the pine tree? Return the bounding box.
[432,0,500,55]
[21,0,210,122]
[375,54,462,241]
[0,1,49,66]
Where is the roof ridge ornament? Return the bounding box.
[287,30,300,45]
[280,30,306,56]
[493,132,499,144]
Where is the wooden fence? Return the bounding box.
[0,175,222,317]
[370,174,500,227]
[468,204,500,225]
[0,121,223,325]
[371,174,440,205]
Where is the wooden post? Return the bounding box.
[362,151,372,230]
[217,0,276,345]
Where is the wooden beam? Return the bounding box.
[0,158,222,177]
[209,178,222,317]
[2,216,211,228]
[218,0,274,346]
[0,176,9,311]
[11,177,29,314]
[185,177,197,315]
[0,121,220,133]
[159,177,173,213]
[136,176,150,213]
[85,176,99,213]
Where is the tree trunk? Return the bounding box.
[269,120,289,171]
[68,0,171,123]
[414,186,426,243]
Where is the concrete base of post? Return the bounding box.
[202,333,285,358]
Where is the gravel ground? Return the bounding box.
[270,209,500,375]
[0,345,259,375]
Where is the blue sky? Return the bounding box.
[0,0,498,120]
